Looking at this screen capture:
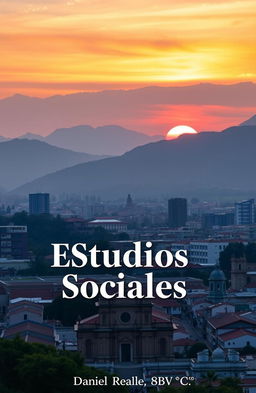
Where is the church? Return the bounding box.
[231,256,256,291]
[76,297,173,363]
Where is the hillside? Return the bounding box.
[12,126,256,198]
[0,139,104,190]
[19,125,162,156]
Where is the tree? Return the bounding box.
[0,338,128,393]
[202,370,218,387]
[17,352,79,393]
[245,243,256,263]
[44,295,97,326]
[187,343,207,358]
[219,243,245,279]
[240,343,256,355]
[219,377,243,393]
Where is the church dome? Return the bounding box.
[209,265,226,281]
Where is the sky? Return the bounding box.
[0,0,255,135]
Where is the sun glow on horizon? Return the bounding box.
[166,125,198,140]
[0,0,255,98]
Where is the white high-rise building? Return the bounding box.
[235,199,255,225]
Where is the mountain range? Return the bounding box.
[241,114,256,126]
[18,125,162,156]
[0,83,255,137]
[12,125,256,198]
[0,139,104,190]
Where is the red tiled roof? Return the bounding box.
[241,378,256,386]
[3,321,55,345]
[219,329,256,341]
[152,309,170,323]
[208,313,256,329]
[80,314,99,325]
[80,308,172,327]
[8,301,43,317]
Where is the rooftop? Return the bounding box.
[219,329,256,341]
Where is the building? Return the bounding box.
[0,226,29,259]
[235,199,255,225]
[2,321,55,346]
[189,240,228,265]
[29,193,50,215]
[202,212,234,228]
[0,258,30,271]
[76,298,173,364]
[191,348,247,379]
[206,303,235,318]
[1,299,55,346]
[231,256,256,291]
[87,218,127,233]
[0,285,8,320]
[63,217,87,232]
[207,312,256,347]
[125,194,134,209]
[153,298,182,316]
[208,265,227,304]
[7,300,44,325]
[168,198,187,228]
[219,330,256,350]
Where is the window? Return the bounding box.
[120,312,131,323]
[24,314,27,320]
[1,241,11,247]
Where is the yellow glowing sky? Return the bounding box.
[0,0,255,97]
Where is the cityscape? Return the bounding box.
[0,190,256,392]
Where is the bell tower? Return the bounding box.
[231,256,247,291]
[208,264,227,304]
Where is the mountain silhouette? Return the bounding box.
[19,125,162,156]
[0,136,9,142]
[12,125,256,198]
[18,132,44,141]
[0,139,105,190]
[0,83,255,137]
[241,114,256,126]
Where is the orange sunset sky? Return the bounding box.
[0,0,255,134]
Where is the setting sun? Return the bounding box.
[166,125,198,140]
